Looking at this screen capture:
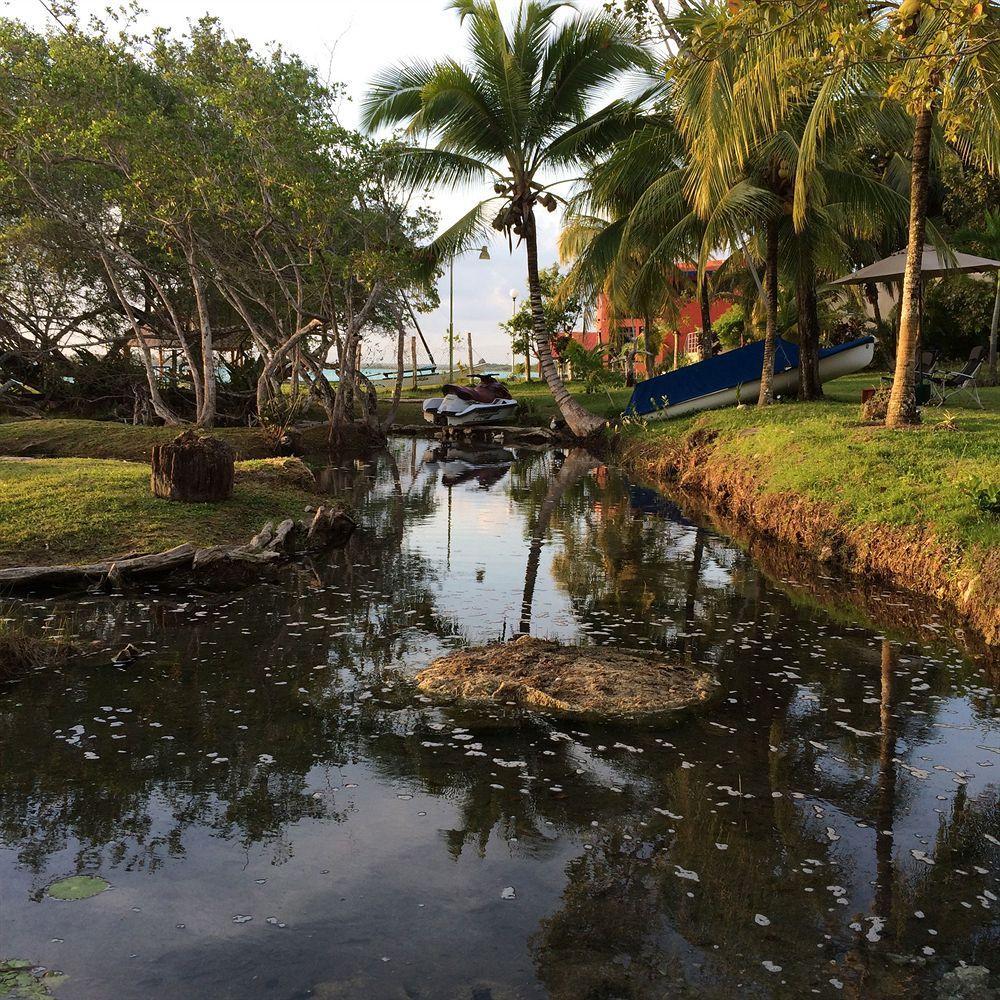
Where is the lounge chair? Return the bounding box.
[927,345,986,408]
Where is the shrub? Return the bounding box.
[923,274,996,360]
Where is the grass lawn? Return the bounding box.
[0,457,317,567]
[623,372,1000,559]
[0,419,277,463]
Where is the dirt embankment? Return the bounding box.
[618,428,1000,649]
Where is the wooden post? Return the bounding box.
[410,336,418,390]
[467,332,475,382]
[673,336,679,370]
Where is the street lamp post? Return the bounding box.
[449,245,490,382]
[509,289,518,378]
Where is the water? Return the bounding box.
[1,441,997,999]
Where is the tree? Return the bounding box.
[362,0,652,437]
[501,265,581,380]
[713,0,1000,425]
[560,113,720,368]
[0,13,433,432]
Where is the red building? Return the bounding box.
[568,261,733,377]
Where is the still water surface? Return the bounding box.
[1,441,997,999]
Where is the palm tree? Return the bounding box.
[560,113,727,367]
[667,2,918,405]
[362,0,651,437]
[714,2,1000,426]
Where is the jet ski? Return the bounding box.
[423,373,518,426]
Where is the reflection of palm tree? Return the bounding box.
[874,639,897,929]
[683,526,705,661]
[519,451,599,634]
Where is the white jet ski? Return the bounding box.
[422,373,519,427]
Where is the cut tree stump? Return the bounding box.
[150,430,235,502]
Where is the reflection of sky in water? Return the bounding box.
[0,440,997,1000]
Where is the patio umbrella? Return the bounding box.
[831,244,1000,284]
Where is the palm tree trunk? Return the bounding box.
[698,277,718,360]
[874,639,898,932]
[989,271,999,383]
[886,106,934,428]
[758,220,779,406]
[524,204,605,437]
[797,245,823,400]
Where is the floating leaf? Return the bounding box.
[46,876,109,901]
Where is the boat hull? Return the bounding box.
[641,338,874,422]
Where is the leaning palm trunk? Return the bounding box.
[886,106,934,428]
[525,206,606,437]
[758,220,780,406]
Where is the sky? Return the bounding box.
[3,0,603,364]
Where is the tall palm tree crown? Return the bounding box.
[361,0,653,436]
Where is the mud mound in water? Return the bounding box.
[415,636,714,720]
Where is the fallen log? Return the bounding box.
[0,544,197,588]
[0,508,357,593]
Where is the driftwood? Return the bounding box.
[0,543,198,588]
[151,430,235,502]
[0,506,356,592]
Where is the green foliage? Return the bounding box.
[0,959,65,999]
[713,304,746,351]
[964,478,1000,520]
[924,275,996,360]
[45,876,109,901]
[501,265,582,357]
[0,12,435,425]
[563,340,626,394]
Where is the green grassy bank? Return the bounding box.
[0,457,317,567]
[381,377,632,426]
[0,419,278,462]
[618,373,1000,645]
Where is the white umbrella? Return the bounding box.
[831,244,1000,285]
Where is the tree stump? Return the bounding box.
[150,430,235,502]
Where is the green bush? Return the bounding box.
[714,304,746,350]
[923,274,996,361]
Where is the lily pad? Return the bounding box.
[45,876,109,901]
[0,959,66,999]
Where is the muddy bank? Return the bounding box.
[618,428,1000,649]
[415,635,715,721]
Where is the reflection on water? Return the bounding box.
[1,440,997,999]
